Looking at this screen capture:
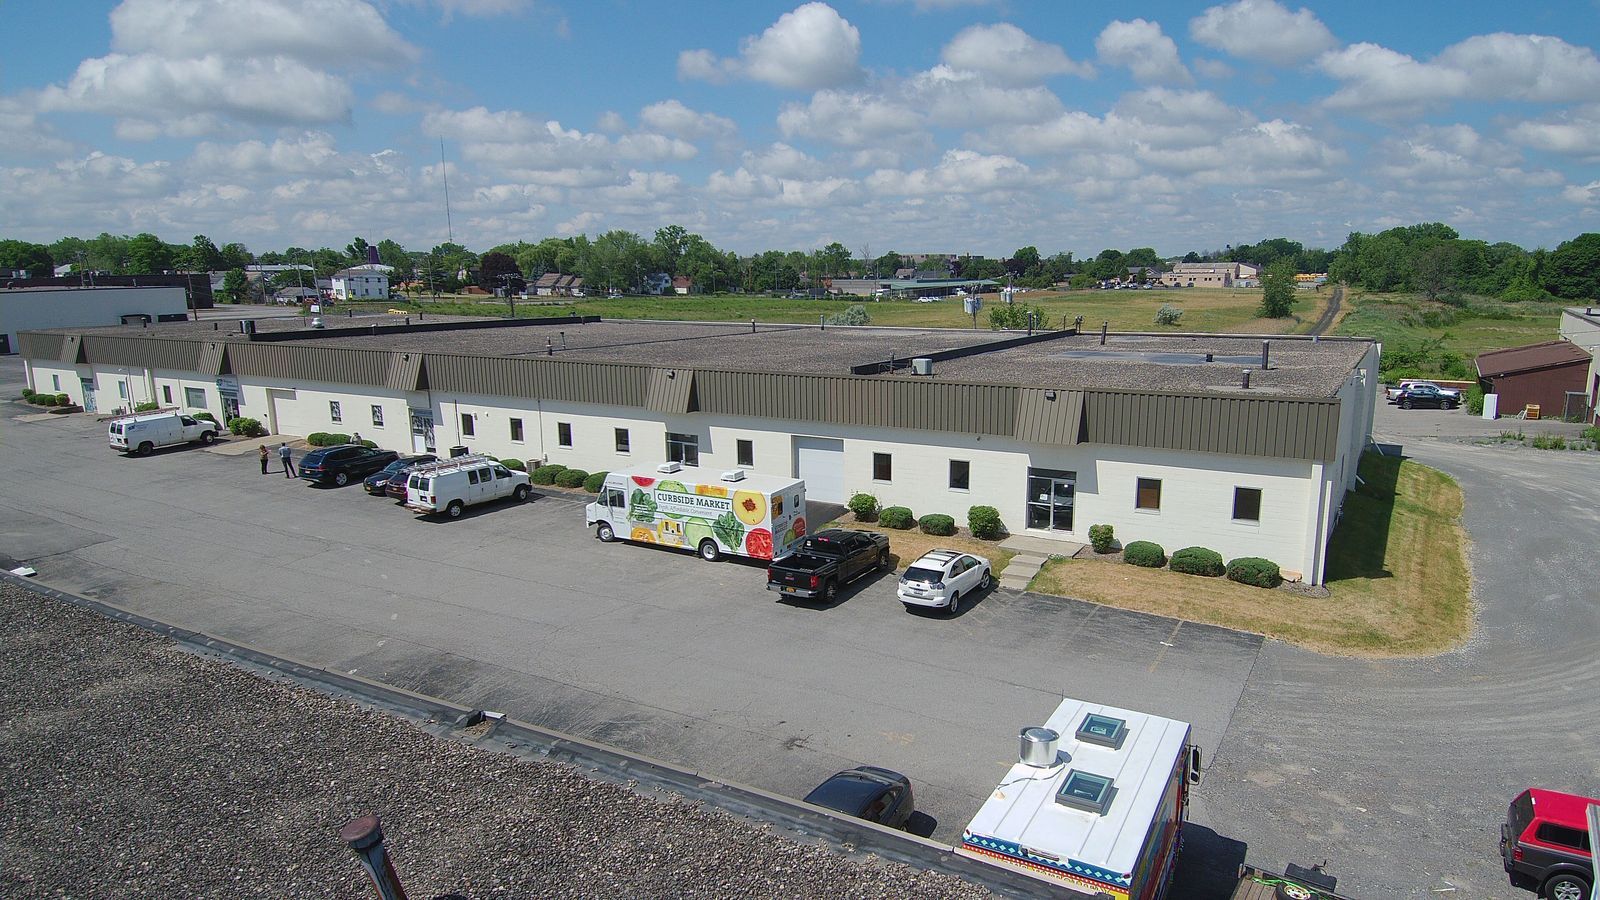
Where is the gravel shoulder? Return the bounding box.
[0,581,990,899]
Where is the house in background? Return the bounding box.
[331,264,390,301]
[531,273,584,297]
[1475,338,1592,420]
[672,276,692,295]
[642,272,673,295]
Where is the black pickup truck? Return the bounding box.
[766,529,892,601]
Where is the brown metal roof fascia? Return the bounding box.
[1013,388,1084,445]
[17,331,65,361]
[226,342,389,387]
[60,334,87,364]
[694,370,1019,436]
[422,352,649,405]
[1079,389,1340,461]
[646,368,697,414]
[196,342,231,376]
[89,336,205,372]
[384,352,427,391]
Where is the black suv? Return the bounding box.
[298,445,400,487]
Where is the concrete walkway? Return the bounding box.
[996,534,1083,591]
[204,434,306,456]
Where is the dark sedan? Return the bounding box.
[1396,384,1460,409]
[298,445,399,487]
[364,454,436,495]
[802,767,915,829]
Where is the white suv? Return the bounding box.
[898,549,991,615]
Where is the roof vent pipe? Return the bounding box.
[1242,369,1251,389]
[1100,321,1109,345]
[1205,352,1213,362]
[1261,340,1271,370]
[750,318,756,334]
[546,337,554,356]
[404,316,410,325]
[819,314,825,331]
[560,331,567,348]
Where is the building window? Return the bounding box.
[510,418,525,443]
[371,405,384,427]
[460,412,475,437]
[52,374,61,391]
[873,452,892,482]
[117,380,128,399]
[949,460,970,491]
[329,401,342,423]
[615,428,630,453]
[185,387,206,410]
[1233,487,1262,522]
[737,439,754,467]
[667,432,699,466]
[558,422,572,447]
[1135,477,1161,511]
[162,385,173,404]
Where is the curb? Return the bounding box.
[0,570,1049,898]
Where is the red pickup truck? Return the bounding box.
[1503,788,1595,900]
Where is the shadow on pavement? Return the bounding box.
[1172,823,1248,899]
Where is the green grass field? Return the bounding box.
[1332,292,1563,376]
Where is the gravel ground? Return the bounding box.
[0,582,991,899]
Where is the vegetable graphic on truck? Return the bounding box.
[585,464,806,562]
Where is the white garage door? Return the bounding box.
[793,436,844,503]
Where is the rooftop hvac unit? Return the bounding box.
[239,319,256,334]
[720,469,746,482]
[912,357,934,376]
[657,461,683,474]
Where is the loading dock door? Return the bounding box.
[793,436,844,503]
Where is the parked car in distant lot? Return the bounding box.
[803,767,915,829]
[298,445,399,486]
[1502,788,1594,900]
[897,549,992,615]
[1396,383,1461,409]
[1386,379,1461,403]
[766,529,891,601]
[364,454,436,495]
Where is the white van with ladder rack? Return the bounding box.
[107,408,219,455]
[404,454,530,518]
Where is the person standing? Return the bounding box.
[278,442,295,477]
[258,444,269,475]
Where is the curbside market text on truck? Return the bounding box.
[586,462,807,562]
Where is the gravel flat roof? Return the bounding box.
[0,581,989,899]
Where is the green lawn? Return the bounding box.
[1332,292,1563,377]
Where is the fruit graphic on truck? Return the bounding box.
[585,466,806,563]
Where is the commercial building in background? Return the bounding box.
[1475,339,1592,421]
[1,286,189,355]
[18,316,1377,583]
[1559,307,1600,425]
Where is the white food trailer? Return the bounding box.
[584,463,807,562]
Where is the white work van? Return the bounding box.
[585,463,806,562]
[404,454,531,518]
[108,409,219,455]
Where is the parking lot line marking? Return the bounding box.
[1147,621,1184,673]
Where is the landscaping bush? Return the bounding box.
[1465,386,1485,416]
[54,394,71,406]
[227,416,265,437]
[968,505,1003,539]
[1226,557,1282,588]
[1088,524,1116,554]
[500,458,526,471]
[554,468,589,488]
[33,393,58,407]
[20,388,34,399]
[134,401,160,412]
[193,412,218,424]
[531,465,563,485]
[1170,546,1225,577]
[358,440,377,448]
[1123,540,1166,568]
[918,513,956,536]
[847,492,879,522]
[582,470,607,493]
[878,506,915,529]
[306,432,351,447]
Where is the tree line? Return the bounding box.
[2,224,1595,301]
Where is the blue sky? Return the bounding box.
[2,0,1597,258]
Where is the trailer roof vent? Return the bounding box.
[1075,713,1127,750]
[719,469,746,482]
[656,461,682,474]
[911,357,934,376]
[1055,770,1115,815]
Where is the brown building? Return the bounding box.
[1475,339,1592,420]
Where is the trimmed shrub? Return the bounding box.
[1227,557,1282,588]
[847,492,879,522]
[1123,540,1166,568]
[1170,546,1225,577]
[33,393,58,407]
[134,401,160,412]
[500,458,526,471]
[582,470,608,493]
[1465,386,1485,416]
[306,432,352,447]
[227,416,265,437]
[1088,524,1116,554]
[918,513,956,536]
[54,394,71,406]
[193,412,218,424]
[879,506,915,529]
[531,465,563,485]
[20,388,34,399]
[968,505,1003,539]
[554,468,589,488]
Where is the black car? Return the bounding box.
[364,454,436,495]
[299,445,400,487]
[1396,384,1460,409]
[803,767,915,829]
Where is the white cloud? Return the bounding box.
[742,143,824,179]
[865,149,1032,196]
[639,100,737,140]
[109,0,417,66]
[1096,20,1192,85]
[1189,0,1337,66]
[680,3,863,90]
[1561,181,1600,205]
[1193,58,1234,79]
[1508,106,1600,161]
[777,89,924,147]
[940,23,1093,84]
[1320,34,1600,113]
[905,65,1063,126]
[0,97,75,158]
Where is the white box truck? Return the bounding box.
[404,454,531,518]
[108,409,220,455]
[585,463,806,562]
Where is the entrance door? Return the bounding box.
[1026,467,1076,531]
[793,436,844,502]
[221,391,241,422]
[80,378,96,413]
[410,409,436,454]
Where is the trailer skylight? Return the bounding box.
[1076,713,1127,749]
[1055,770,1115,815]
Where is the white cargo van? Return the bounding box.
[404,454,531,518]
[585,463,806,562]
[108,409,219,455]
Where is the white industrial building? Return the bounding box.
[19,316,1377,583]
[330,264,390,301]
[1,285,189,355]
